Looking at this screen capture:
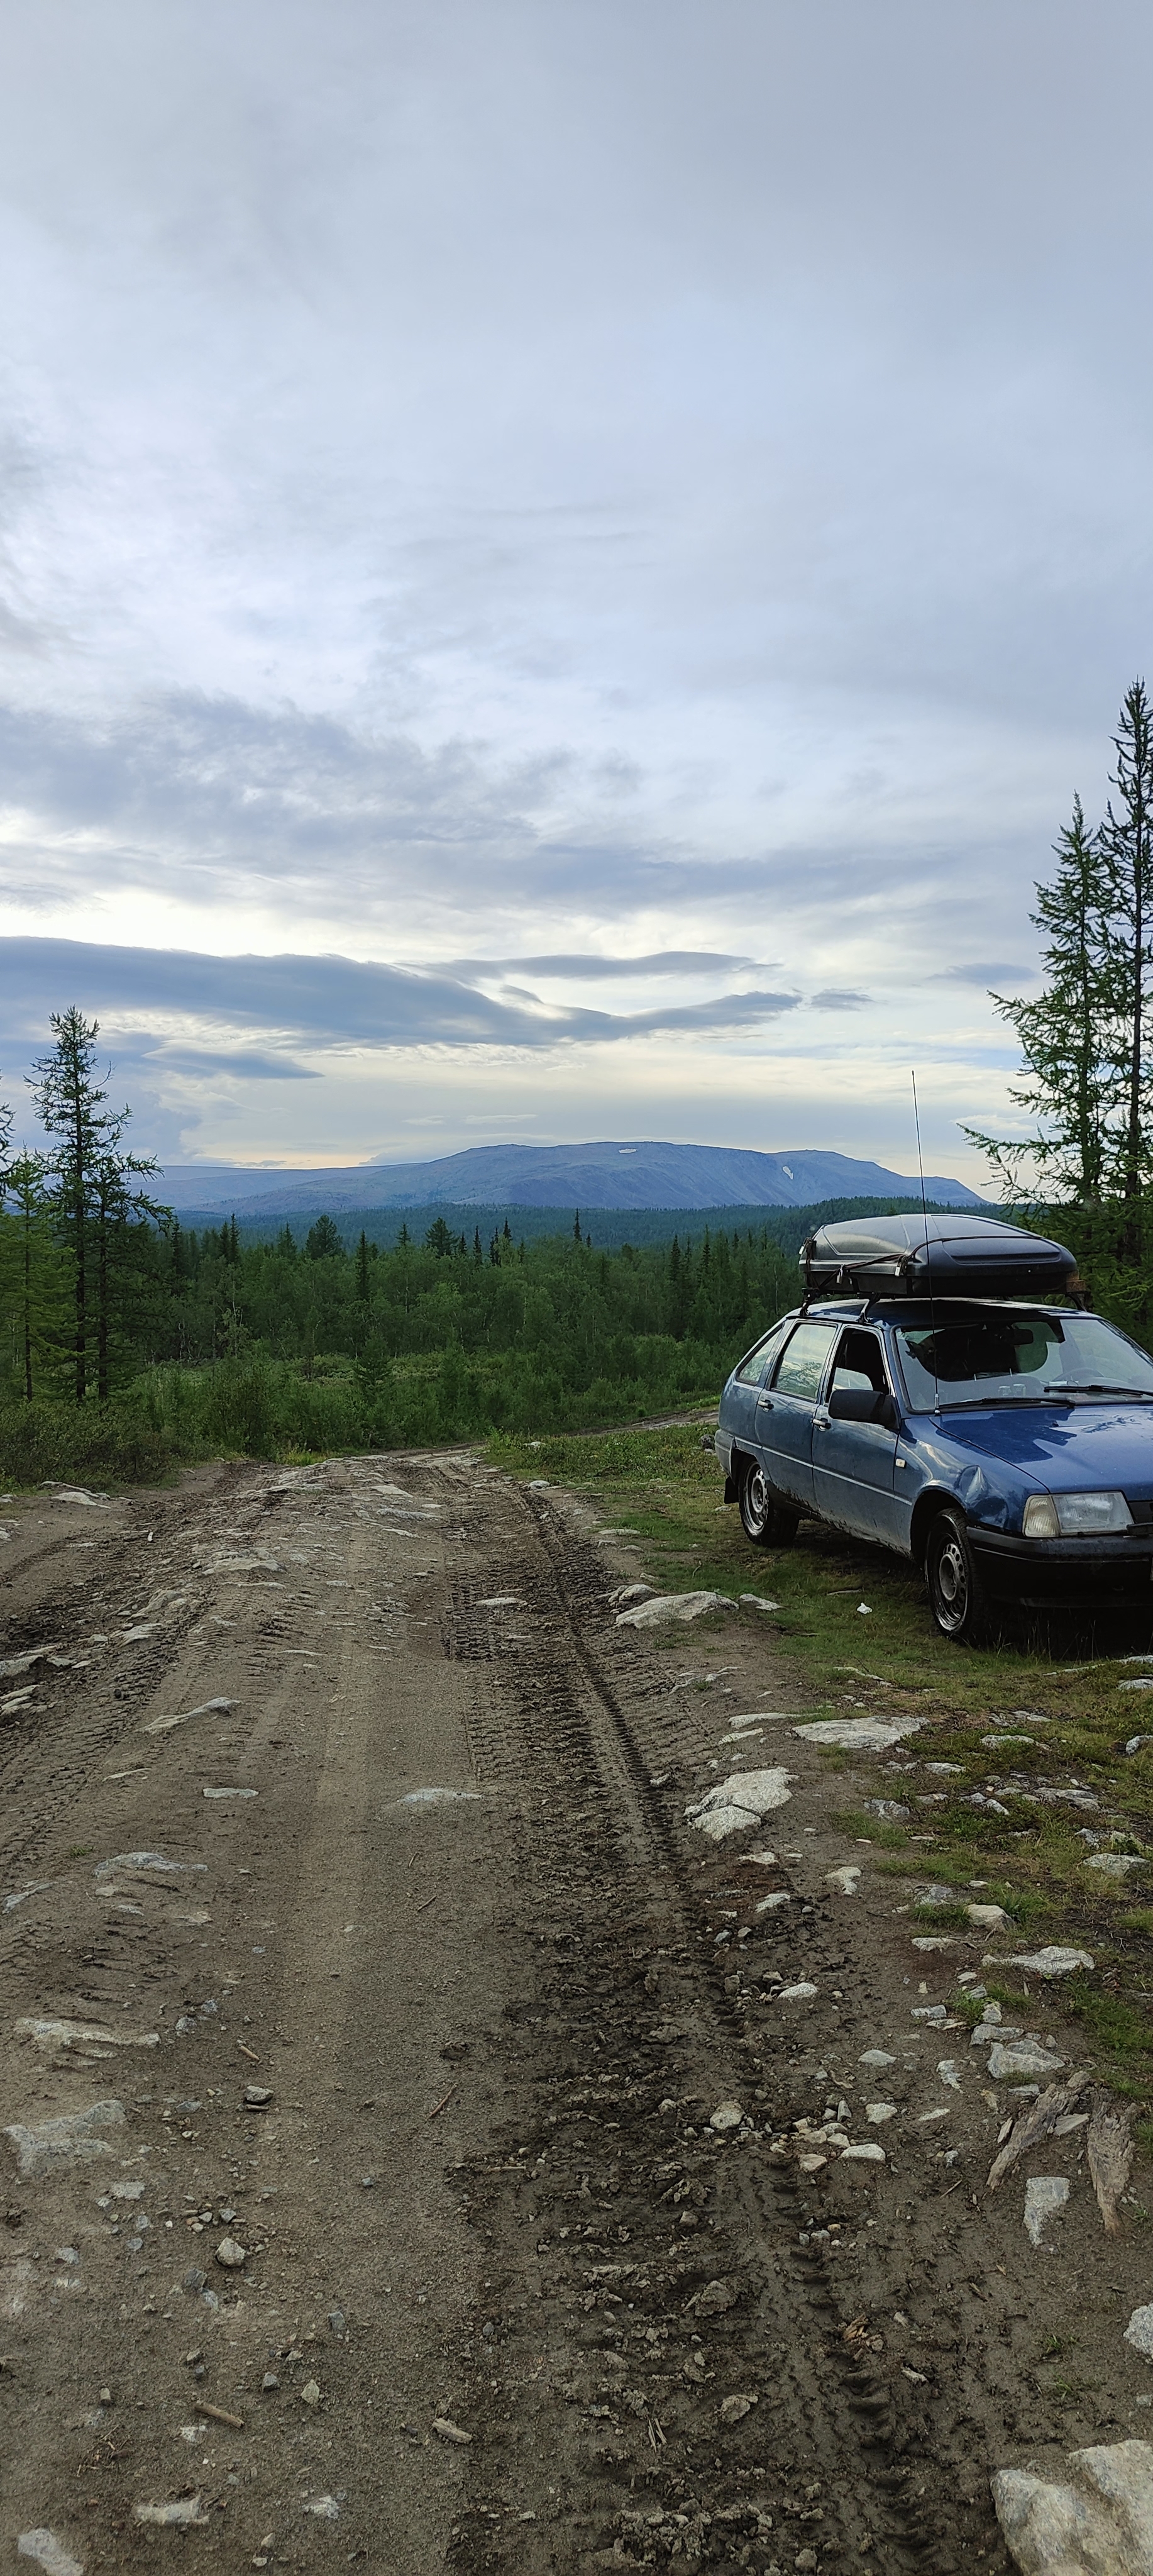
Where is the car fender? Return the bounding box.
[908,1460,1018,1565]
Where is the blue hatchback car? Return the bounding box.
[715,1276,1153,1642]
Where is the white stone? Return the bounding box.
[5,2101,126,2178]
[709,2101,744,2133]
[841,2142,885,2162]
[866,2102,899,2124]
[755,1892,792,1913]
[859,2049,896,2068]
[967,1902,1013,1930]
[790,1715,924,1752]
[993,2439,1153,2575]
[1127,2308,1153,2362]
[778,1982,818,2002]
[1024,2176,1069,2248]
[685,1769,793,1840]
[987,2041,1066,2081]
[739,1595,781,1611]
[826,1866,862,1896]
[1087,1853,1147,1878]
[1011,1947,1095,1979]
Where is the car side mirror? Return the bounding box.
[829,1387,899,1429]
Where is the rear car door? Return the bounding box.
[810,1325,903,1545]
[758,1319,841,1507]
[724,1323,790,1460]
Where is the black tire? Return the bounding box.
[737,1458,800,1549]
[925,1507,990,1643]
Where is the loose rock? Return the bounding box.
[988,2041,1066,2082]
[993,2439,1153,2573]
[685,1769,793,1840]
[1011,1946,1095,1978]
[214,2237,246,2268]
[5,2100,126,2178]
[1023,2176,1069,2247]
[719,2393,757,2423]
[433,2416,472,2444]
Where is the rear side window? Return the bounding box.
[735,1323,789,1386]
[772,1321,839,1401]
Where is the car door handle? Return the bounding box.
[756,1394,773,1410]
[812,1410,830,1430]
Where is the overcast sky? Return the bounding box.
[1,0,1149,1179]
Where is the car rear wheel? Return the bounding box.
[738,1459,799,1548]
[926,1507,990,1643]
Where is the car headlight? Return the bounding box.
[1023,1491,1133,1538]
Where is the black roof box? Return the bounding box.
[800,1211,1078,1302]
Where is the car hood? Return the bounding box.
[932,1401,1153,1491]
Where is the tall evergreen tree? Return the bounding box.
[29,1009,162,1401]
[964,795,1112,1202]
[1101,679,1153,1250]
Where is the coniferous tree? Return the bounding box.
[1101,680,1153,1250]
[29,1009,162,1401]
[963,796,1112,1202]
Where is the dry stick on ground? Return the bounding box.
[1088,2089,1135,2233]
[428,2085,457,2121]
[986,2072,1091,2192]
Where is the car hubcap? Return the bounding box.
[746,1472,768,1531]
[935,1537,967,1624]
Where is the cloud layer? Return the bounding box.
[0,1,1148,1176]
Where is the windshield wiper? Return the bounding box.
[1044,1382,1153,1399]
[933,1394,1064,1410]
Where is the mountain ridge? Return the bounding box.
[155,1138,983,1216]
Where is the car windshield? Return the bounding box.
[895,1311,1153,1409]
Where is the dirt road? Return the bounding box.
[2,1452,1149,2575]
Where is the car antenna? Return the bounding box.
[911,1068,941,1415]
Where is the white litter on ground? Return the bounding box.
[141,1698,235,1735]
[993,2439,1153,2575]
[133,2498,208,2528]
[17,2535,84,2576]
[402,1787,482,1805]
[685,1769,793,1840]
[617,1591,737,1628]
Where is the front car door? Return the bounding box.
[810,1325,904,1546]
[758,1318,841,1508]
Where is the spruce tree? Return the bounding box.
[963,795,1112,1202]
[30,1009,162,1401]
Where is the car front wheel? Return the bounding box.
[738,1459,799,1549]
[926,1507,990,1644]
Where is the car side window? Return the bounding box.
[829,1328,888,1396]
[735,1326,786,1386]
[771,1321,839,1401]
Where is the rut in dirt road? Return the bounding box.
[439,1479,996,2574]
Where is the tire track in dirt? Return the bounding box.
[434,1472,983,2574]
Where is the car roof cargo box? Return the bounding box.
[800,1211,1079,1302]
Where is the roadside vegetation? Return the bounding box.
[494,1419,1153,2101]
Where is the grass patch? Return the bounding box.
[833,1809,910,1849]
[488,1414,1153,2088]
